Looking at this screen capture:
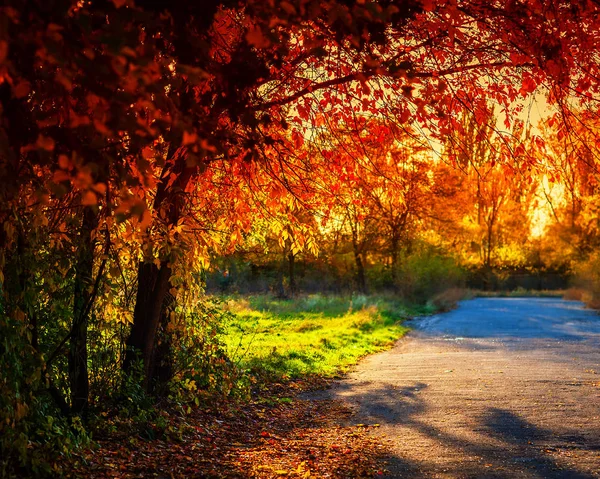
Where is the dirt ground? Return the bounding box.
[312,298,600,478]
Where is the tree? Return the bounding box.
[441,108,536,272]
[3,0,600,412]
[358,128,431,284]
[539,109,600,261]
[313,119,433,290]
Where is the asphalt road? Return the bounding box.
[328,297,600,478]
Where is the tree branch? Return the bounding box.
[252,61,532,112]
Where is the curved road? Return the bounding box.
[330,298,600,478]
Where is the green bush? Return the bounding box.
[168,300,247,405]
[397,247,465,304]
[0,310,90,478]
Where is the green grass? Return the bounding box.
[218,294,427,382]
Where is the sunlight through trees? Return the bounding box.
[2,0,600,475]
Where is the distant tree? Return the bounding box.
[441,109,536,270]
[539,110,600,261]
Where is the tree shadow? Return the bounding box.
[414,297,600,343]
[327,381,600,478]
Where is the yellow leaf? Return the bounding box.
[296,462,310,476]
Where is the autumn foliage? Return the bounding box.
[2,0,600,476]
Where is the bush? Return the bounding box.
[563,287,586,301]
[569,253,600,309]
[429,287,471,312]
[0,311,90,478]
[168,299,248,405]
[397,247,465,304]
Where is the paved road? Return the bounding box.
[329,298,600,478]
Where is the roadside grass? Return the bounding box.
[473,288,566,298]
[219,294,428,383]
[217,289,569,386]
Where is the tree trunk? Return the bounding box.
[485,207,497,270]
[356,253,366,293]
[150,291,176,395]
[353,246,367,294]
[350,227,367,293]
[390,230,400,286]
[123,260,172,388]
[123,149,195,392]
[485,224,493,268]
[275,258,286,298]
[69,205,99,414]
[288,252,296,295]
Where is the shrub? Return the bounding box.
[0,310,90,478]
[168,300,248,405]
[563,287,585,301]
[397,248,465,304]
[570,253,600,309]
[429,287,471,312]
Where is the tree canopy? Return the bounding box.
[2,0,600,475]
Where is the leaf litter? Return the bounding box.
[71,379,387,478]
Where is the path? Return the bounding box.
[326,298,600,478]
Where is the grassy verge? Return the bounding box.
[218,294,430,383]
[472,288,566,298]
[218,288,570,386]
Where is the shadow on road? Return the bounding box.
[311,298,600,478]
[417,297,600,343]
[331,380,599,478]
